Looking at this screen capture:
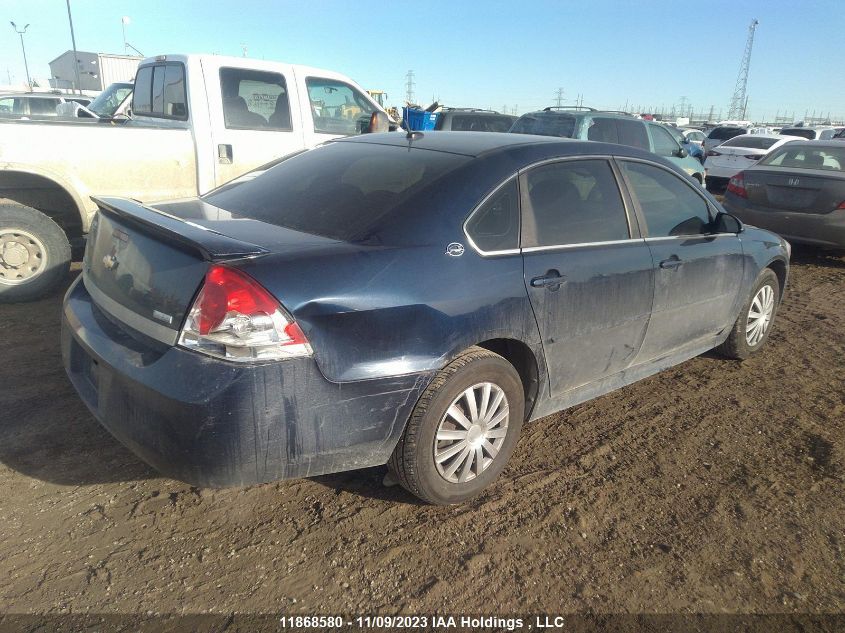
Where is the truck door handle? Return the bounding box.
[659,257,683,270]
[530,270,565,289]
[217,144,233,164]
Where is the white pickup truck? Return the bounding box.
[0,53,392,301]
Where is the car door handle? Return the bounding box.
[659,257,683,270]
[530,271,565,288]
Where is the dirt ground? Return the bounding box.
[1,251,843,623]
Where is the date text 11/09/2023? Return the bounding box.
[279,615,572,629]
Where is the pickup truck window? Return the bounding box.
[133,63,188,120]
[220,68,292,131]
[305,78,375,135]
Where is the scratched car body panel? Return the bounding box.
[62,132,790,500]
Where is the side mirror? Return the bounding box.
[675,146,688,158]
[714,211,743,234]
[366,111,390,134]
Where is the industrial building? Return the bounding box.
[48,51,141,91]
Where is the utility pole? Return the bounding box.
[64,1,82,94]
[404,70,415,105]
[727,18,758,120]
[554,87,565,108]
[9,22,32,90]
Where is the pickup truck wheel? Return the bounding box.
[388,347,524,505]
[717,268,780,360]
[0,203,71,302]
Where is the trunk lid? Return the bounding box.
[84,197,335,344]
[743,168,845,212]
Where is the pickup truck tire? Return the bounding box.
[388,347,524,505]
[0,203,71,303]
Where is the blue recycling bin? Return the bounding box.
[403,107,439,131]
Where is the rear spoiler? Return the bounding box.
[92,196,268,260]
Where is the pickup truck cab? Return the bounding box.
[0,54,392,301]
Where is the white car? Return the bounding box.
[704,134,801,188]
[703,125,775,153]
[0,92,92,118]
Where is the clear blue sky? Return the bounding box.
[2,0,843,122]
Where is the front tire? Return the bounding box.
[718,268,780,360]
[388,346,524,504]
[0,203,71,303]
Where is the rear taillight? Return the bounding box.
[707,150,721,157]
[838,200,845,209]
[178,265,311,362]
[727,172,748,199]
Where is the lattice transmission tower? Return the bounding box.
[727,19,759,120]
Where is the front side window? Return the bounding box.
[306,77,375,135]
[465,179,519,252]
[620,161,711,237]
[522,159,630,248]
[133,63,187,120]
[650,125,680,157]
[220,68,292,130]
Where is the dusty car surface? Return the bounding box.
[62,132,790,504]
[723,141,845,251]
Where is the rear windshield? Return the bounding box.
[708,127,746,140]
[759,146,845,171]
[449,114,515,132]
[510,113,577,138]
[779,128,815,140]
[203,142,470,241]
[721,136,780,149]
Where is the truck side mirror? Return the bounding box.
[366,111,390,134]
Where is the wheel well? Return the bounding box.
[476,338,540,420]
[0,172,83,242]
[767,259,788,299]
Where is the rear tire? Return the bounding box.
[388,346,524,505]
[0,203,71,303]
[718,268,780,360]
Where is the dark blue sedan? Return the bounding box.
[62,132,790,504]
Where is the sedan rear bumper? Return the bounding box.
[724,196,845,250]
[61,277,430,487]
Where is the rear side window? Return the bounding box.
[220,67,292,130]
[306,77,375,135]
[522,159,629,248]
[617,119,650,149]
[133,63,188,120]
[721,136,779,149]
[780,128,815,140]
[650,125,680,157]
[587,117,618,143]
[620,161,711,237]
[465,179,519,252]
[27,98,58,115]
[449,114,515,132]
[510,113,577,138]
[203,142,469,241]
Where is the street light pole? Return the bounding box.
[64,0,82,94]
[9,22,32,91]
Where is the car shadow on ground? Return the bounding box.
[0,268,158,486]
